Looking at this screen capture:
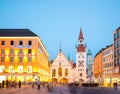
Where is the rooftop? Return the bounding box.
[0,29,37,37]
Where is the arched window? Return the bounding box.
[65,69,68,77]
[58,67,62,77]
[52,69,56,77]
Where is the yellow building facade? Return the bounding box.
[0,29,49,83]
[93,51,103,84]
[102,44,114,87]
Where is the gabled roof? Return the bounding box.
[78,28,84,40]
[0,29,37,37]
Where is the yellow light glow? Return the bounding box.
[14,49,19,56]
[23,56,27,62]
[0,36,49,82]
[23,49,28,56]
[32,49,36,56]
[5,48,9,56]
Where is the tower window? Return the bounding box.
[80,73,82,77]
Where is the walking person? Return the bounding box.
[18,80,21,88]
[113,82,118,91]
[2,80,5,88]
[37,80,40,90]
[6,80,8,88]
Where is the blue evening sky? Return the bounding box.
[0,0,120,62]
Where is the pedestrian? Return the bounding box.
[18,80,21,88]
[2,80,5,88]
[37,80,40,90]
[113,82,118,91]
[6,80,8,88]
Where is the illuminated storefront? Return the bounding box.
[0,29,49,83]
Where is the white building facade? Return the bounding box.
[50,49,75,83]
[76,28,87,83]
[86,49,94,83]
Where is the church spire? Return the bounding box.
[78,28,84,41]
[59,42,62,52]
[68,53,70,60]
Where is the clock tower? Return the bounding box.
[76,28,87,83]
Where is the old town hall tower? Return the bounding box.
[76,28,87,83]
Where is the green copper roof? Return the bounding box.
[87,49,92,55]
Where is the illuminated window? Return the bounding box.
[28,49,31,54]
[1,57,4,63]
[19,49,23,54]
[18,66,23,73]
[10,41,14,45]
[10,57,14,63]
[10,49,14,54]
[19,41,23,45]
[28,57,31,62]
[9,66,14,73]
[1,41,5,45]
[1,49,5,54]
[52,69,56,77]
[19,57,23,63]
[27,66,32,73]
[28,41,32,45]
[58,67,62,77]
[0,66,5,73]
[65,69,68,77]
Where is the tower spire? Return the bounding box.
[78,28,84,41]
[59,42,62,51]
[68,53,70,60]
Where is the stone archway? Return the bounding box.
[61,78,68,83]
[79,79,84,84]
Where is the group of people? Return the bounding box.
[1,80,21,88]
[31,80,41,90]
